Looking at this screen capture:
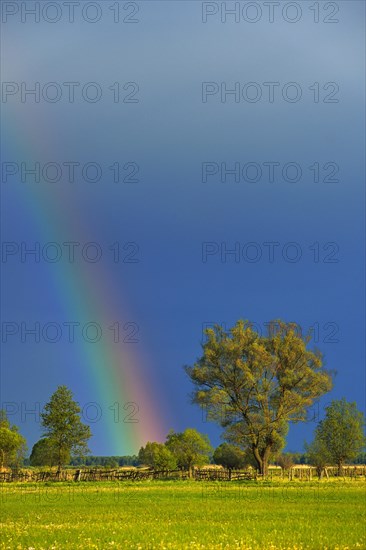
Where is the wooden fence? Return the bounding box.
[0,465,365,483]
[0,468,188,483]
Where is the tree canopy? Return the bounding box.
[213,443,248,470]
[0,410,27,469]
[185,320,333,475]
[30,437,69,467]
[165,428,212,476]
[69,455,139,467]
[138,442,177,470]
[307,398,365,474]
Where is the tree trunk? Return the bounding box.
[57,446,62,475]
[252,445,270,476]
[337,460,344,477]
[261,447,271,477]
[261,461,269,476]
[252,446,262,473]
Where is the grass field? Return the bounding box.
[1,480,365,549]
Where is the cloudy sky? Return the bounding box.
[1,1,365,455]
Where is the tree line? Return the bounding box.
[1,320,365,476]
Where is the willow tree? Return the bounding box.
[185,320,333,476]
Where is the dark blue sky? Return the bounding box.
[1,1,365,455]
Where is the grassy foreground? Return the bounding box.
[1,480,365,549]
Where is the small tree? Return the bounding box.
[354,452,366,464]
[313,398,366,475]
[138,442,177,470]
[213,443,247,471]
[304,436,331,479]
[0,411,27,469]
[41,386,91,472]
[103,458,119,469]
[165,428,212,477]
[30,438,69,467]
[276,453,295,472]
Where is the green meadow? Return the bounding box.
[1,480,365,550]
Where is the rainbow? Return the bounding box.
[4,110,168,456]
